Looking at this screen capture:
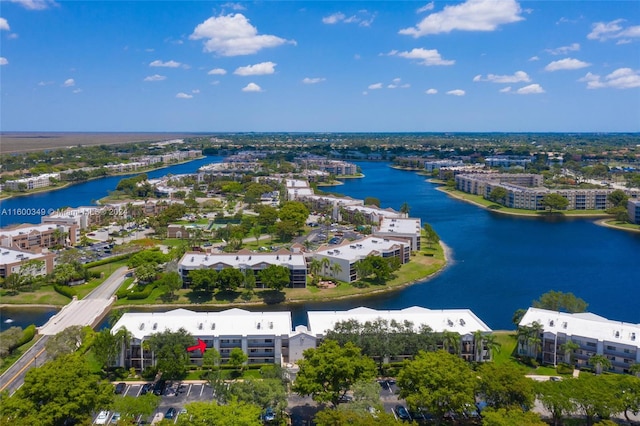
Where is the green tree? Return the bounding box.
[535,379,577,426]
[278,201,309,228]
[176,399,262,426]
[608,189,629,207]
[314,407,399,426]
[92,329,120,370]
[147,328,194,380]
[217,267,244,291]
[0,327,24,358]
[589,354,612,375]
[228,378,287,411]
[541,193,569,212]
[202,347,221,371]
[397,350,476,423]
[571,374,622,426]
[533,290,588,313]
[135,262,157,284]
[112,393,159,424]
[258,264,291,290]
[293,340,377,408]
[481,407,546,426]
[189,268,217,292]
[363,197,380,207]
[157,271,182,299]
[45,325,89,359]
[423,223,440,249]
[242,268,256,293]
[228,347,248,370]
[477,363,535,410]
[399,202,411,216]
[255,205,279,228]
[0,353,114,426]
[488,186,508,204]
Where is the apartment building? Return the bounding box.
[374,217,422,252]
[285,179,314,201]
[300,194,363,220]
[339,204,404,225]
[518,307,640,374]
[296,158,358,176]
[485,156,533,168]
[628,199,640,224]
[4,173,61,191]
[307,306,493,362]
[178,249,307,288]
[110,306,493,371]
[0,247,55,278]
[110,308,294,369]
[0,223,77,249]
[312,236,410,283]
[41,206,103,230]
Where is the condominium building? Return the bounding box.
[300,194,362,219]
[518,307,640,374]
[110,306,493,371]
[178,249,307,288]
[0,247,55,278]
[4,173,61,191]
[0,223,77,249]
[373,217,422,252]
[41,206,103,230]
[628,199,640,224]
[339,204,404,225]
[307,306,493,362]
[485,156,533,168]
[313,236,410,283]
[285,179,314,201]
[296,158,358,176]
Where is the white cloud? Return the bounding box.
[545,42,580,55]
[545,58,591,71]
[0,18,10,31]
[208,68,227,75]
[8,33,18,39]
[499,86,512,93]
[322,10,375,27]
[143,74,166,82]
[388,48,455,66]
[72,88,82,94]
[0,57,8,66]
[587,19,640,41]
[149,59,181,68]
[190,13,294,56]
[233,61,276,76]
[417,2,435,13]
[8,0,57,10]
[529,56,540,61]
[192,89,200,94]
[447,89,466,96]
[580,68,640,89]
[399,0,523,37]
[425,88,438,94]
[302,77,326,84]
[242,82,263,92]
[322,12,345,24]
[368,83,383,90]
[222,2,246,11]
[176,92,193,99]
[63,78,75,87]
[388,77,410,89]
[473,70,531,83]
[516,83,545,94]
[38,80,53,86]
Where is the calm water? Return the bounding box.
[2,159,639,332]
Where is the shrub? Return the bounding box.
[85,254,129,268]
[53,284,76,299]
[556,363,574,375]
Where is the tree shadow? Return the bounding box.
[214,289,240,302]
[186,290,213,303]
[259,290,286,304]
[488,204,503,210]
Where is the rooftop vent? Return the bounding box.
[549,320,555,327]
[236,256,239,260]
[269,322,274,329]
[615,331,620,338]
[562,322,568,329]
[198,323,203,330]
[211,323,216,330]
[459,319,466,326]
[139,323,145,330]
[631,333,636,341]
[152,323,158,330]
[257,322,261,330]
[447,319,454,327]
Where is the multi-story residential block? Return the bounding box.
[422,159,465,172]
[518,307,640,374]
[373,217,422,251]
[41,206,103,230]
[339,204,404,225]
[178,249,307,288]
[313,236,410,283]
[110,306,493,371]
[0,223,77,249]
[300,194,363,219]
[485,156,533,168]
[285,179,314,201]
[4,173,61,191]
[296,157,358,176]
[0,247,55,278]
[307,306,493,362]
[628,199,640,224]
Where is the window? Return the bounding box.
[586,342,596,348]
[606,345,616,351]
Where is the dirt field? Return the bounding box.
[0,132,207,154]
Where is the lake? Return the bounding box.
[2,158,639,332]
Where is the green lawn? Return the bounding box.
[0,285,71,305]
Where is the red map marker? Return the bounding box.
[186,338,206,354]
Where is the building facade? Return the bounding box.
[0,223,77,249]
[628,199,640,224]
[0,247,55,278]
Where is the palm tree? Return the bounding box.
[589,354,612,375]
[320,258,331,277]
[630,363,640,377]
[308,259,322,285]
[560,340,580,365]
[483,333,501,361]
[441,331,461,356]
[330,262,342,280]
[400,202,411,217]
[473,330,485,362]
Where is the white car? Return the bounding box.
[94,411,110,425]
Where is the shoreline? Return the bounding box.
[0,157,205,203]
[1,241,450,312]
[593,218,640,233]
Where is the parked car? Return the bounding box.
[114,382,126,394]
[262,407,276,422]
[395,405,411,421]
[165,408,177,420]
[111,412,121,423]
[140,383,153,395]
[94,411,110,425]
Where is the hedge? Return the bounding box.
[556,363,574,375]
[54,284,77,299]
[10,324,37,352]
[85,254,130,268]
[119,284,156,300]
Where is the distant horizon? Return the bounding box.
[3,130,640,135]
[1,1,638,132]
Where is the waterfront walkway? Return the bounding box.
[0,266,129,395]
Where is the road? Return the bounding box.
[0,266,129,395]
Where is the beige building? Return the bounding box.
[0,247,55,278]
[0,223,78,249]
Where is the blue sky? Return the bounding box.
[1,0,639,132]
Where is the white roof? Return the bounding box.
[45,206,100,218]
[0,247,50,264]
[286,179,310,188]
[0,223,65,237]
[111,308,293,340]
[519,307,640,348]
[342,204,403,218]
[314,236,406,263]
[304,194,363,206]
[377,217,421,235]
[307,306,491,337]
[179,250,307,269]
